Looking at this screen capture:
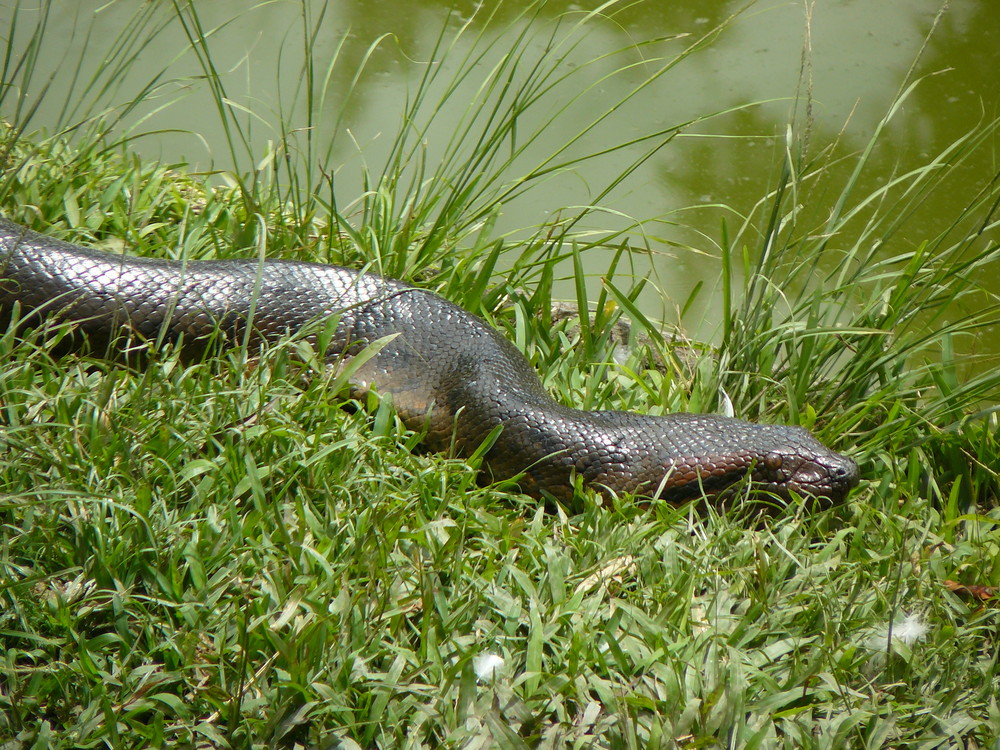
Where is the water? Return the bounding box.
[4,0,997,337]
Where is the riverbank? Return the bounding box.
[2,115,999,747]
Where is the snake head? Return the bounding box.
[749,436,860,507]
[623,415,860,507]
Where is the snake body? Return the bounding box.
[0,219,859,504]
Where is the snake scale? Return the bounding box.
[0,218,859,505]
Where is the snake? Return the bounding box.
[0,218,859,505]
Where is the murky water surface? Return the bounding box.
[5,0,998,339]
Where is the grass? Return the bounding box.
[1,1,1000,747]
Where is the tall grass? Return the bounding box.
[1,1,999,747]
[704,109,1000,502]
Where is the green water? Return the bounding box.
[5,0,998,335]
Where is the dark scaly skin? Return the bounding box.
[0,219,859,505]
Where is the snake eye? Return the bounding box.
[764,453,783,471]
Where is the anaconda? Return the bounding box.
[0,218,859,505]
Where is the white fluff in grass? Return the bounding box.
[473,653,505,683]
[867,613,929,651]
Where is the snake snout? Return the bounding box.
[790,452,860,503]
[831,456,860,487]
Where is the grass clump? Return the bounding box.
[1,1,1000,748]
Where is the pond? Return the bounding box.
[5,0,998,341]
